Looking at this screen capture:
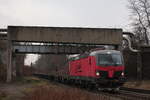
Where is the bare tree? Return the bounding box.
[128,0,150,45]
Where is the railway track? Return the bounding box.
[34,74,150,100]
[120,87,150,95]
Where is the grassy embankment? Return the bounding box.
[124,80,150,90]
[0,77,115,100]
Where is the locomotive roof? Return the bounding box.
[69,50,121,61]
[89,50,121,56]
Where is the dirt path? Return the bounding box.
[0,77,47,100]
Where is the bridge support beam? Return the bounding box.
[12,53,16,78]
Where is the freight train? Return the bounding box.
[35,48,125,92]
[47,48,126,91]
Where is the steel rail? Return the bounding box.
[121,87,150,94]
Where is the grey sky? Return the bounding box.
[0,0,130,65]
[0,0,130,30]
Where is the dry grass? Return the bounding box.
[0,90,7,100]
[0,77,117,100]
[0,77,50,100]
[124,80,150,90]
[23,85,113,100]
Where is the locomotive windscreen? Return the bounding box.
[97,53,123,66]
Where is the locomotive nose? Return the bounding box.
[108,68,124,78]
[108,70,114,78]
[108,70,124,79]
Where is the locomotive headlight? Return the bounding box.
[121,72,124,76]
[96,72,100,76]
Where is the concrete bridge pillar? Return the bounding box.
[6,37,12,82]
[12,53,16,78]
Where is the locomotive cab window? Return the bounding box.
[97,53,123,66]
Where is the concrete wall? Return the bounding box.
[141,47,150,79]
[123,50,137,79]
[8,26,122,45]
[123,46,150,80]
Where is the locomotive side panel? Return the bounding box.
[80,57,89,77]
[69,59,80,76]
[69,57,93,78]
[69,56,98,79]
[89,56,97,77]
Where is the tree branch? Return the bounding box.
[129,0,149,44]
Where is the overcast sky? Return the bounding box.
[0,0,130,30]
[0,0,130,65]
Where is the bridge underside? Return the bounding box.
[13,42,117,54]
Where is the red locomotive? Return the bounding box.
[68,49,125,91]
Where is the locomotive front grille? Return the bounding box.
[98,71,122,79]
[114,71,122,78]
[98,71,108,78]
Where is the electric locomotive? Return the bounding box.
[69,49,125,91]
